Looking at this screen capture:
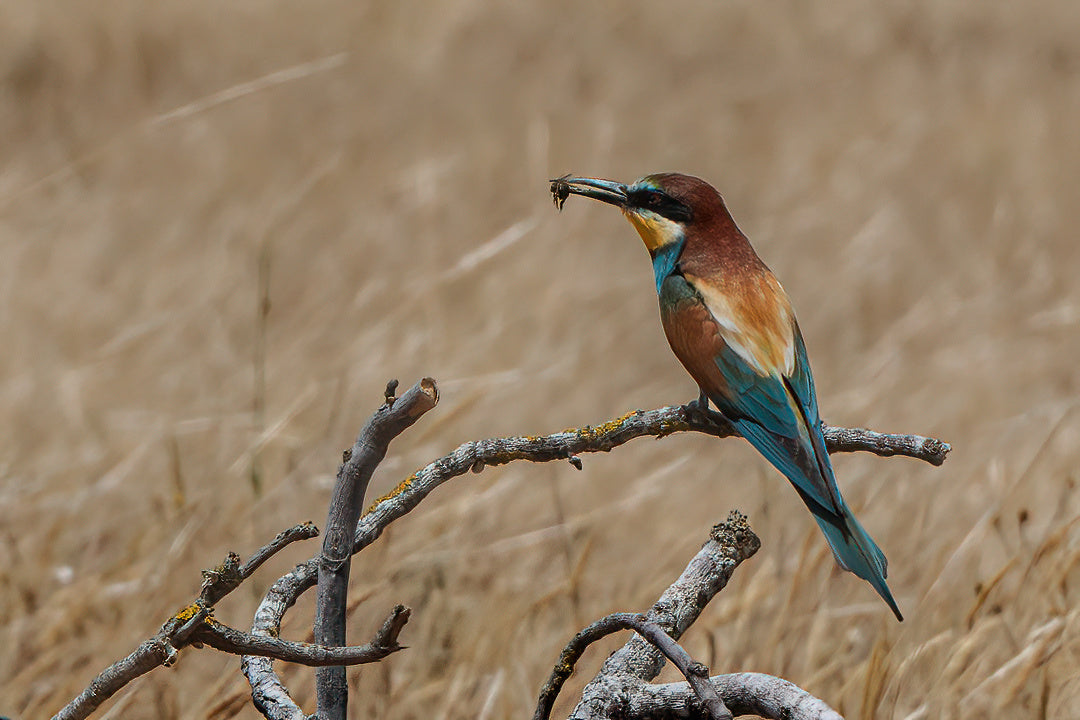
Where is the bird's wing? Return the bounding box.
[665,271,844,518]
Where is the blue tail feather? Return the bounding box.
[729,415,903,621]
[811,507,903,621]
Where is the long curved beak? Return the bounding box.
[550,175,628,210]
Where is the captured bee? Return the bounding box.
[550,174,572,210]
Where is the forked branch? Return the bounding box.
[535,612,734,720]
[52,522,396,720]
[542,514,842,720]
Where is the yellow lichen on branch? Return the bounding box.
[569,411,641,442]
[365,474,418,514]
[173,603,204,623]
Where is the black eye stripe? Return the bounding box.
[628,188,692,223]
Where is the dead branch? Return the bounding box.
[244,397,948,718]
[354,405,949,557]
[566,513,756,719]
[821,424,949,465]
[315,378,438,720]
[242,560,321,719]
[553,514,843,720]
[201,522,319,605]
[534,612,733,720]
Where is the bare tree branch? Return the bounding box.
[244,400,947,718]
[633,673,844,720]
[243,560,320,719]
[822,424,949,466]
[54,372,946,720]
[54,634,182,720]
[534,613,732,720]
[554,514,844,720]
[355,406,949,557]
[563,513,757,720]
[315,378,438,720]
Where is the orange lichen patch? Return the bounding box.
[365,474,417,514]
[571,411,639,442]
[173,603,204,622]
[174,603,202,621]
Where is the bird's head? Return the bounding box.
[551,173,727,256]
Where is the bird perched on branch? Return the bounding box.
[551,173,902,621]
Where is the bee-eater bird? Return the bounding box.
[552,173,902,621]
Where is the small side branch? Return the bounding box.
[823,425,949,466]
[567,513,757,720]
[197,606,409,666]
[201,522,319,606]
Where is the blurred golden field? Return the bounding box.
[2,1,1079,718]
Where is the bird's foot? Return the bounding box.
[683,391,710,419]
[682,392,731,427]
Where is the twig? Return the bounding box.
[195,606,409,665]
[240,523,322,580]
[201,523,319,606]
[534,613,732,720]
[315,378,438,720]
[822,424,949,466]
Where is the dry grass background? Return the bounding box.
[1,1,1078,718]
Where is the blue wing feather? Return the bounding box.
[710,338,843,520]
[705,312,902,620]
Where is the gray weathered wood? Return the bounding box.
[314,378,438,720]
